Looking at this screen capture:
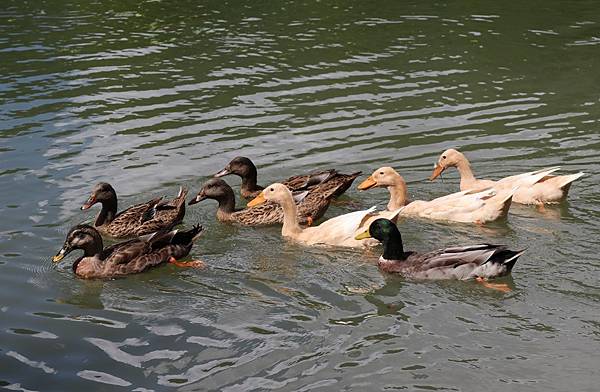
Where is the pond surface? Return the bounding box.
[1,1,598,391]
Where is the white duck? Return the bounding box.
[358,167,515,224]
[430,149,584,205]
[247,183,402,248]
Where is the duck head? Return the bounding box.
[53,225,103,263]
[358,167,403,190]
[430,148,464,180]
[188,178,235,205]
[214,156,257,179]
[247,183,290,207]
[81,182,117,210]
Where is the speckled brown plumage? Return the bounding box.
[189,178,337,226]
[53,224,203,279]
[213,156,361,200]
[80,182,187,238]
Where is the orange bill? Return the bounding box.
[247,192,266,207]
[357,176,377,190]
[80,195,96,210]
[429,164,445,181]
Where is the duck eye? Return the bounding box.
[379,171,384,175]
[442,155,447,159]
[269,187,274,192]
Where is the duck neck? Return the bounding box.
[382,227,406,260]
[455,157,477,188]
[241,167,262,195]
[83,235,104,258]
[95,194,117,227]
[279,193,303,236]
[387,175,409,210]
[214,187,237,215]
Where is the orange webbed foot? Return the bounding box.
[306,216,314,226]
[475,277,511,293]
[168,256,205,268]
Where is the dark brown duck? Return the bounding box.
[189,178,336,225]
[52,224,204,279]
[81,182,187,238]
[214,156,361,200]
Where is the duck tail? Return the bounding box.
[494,248,526,273]
[176,186,188,204]
[556,172,585,190]
[172,224,204,245]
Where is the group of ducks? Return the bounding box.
[53,149,584,291]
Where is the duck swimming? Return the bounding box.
[359,167,515,224]
[52,224,204,279]
[248,183,402,248]
[355,219,524,291]
[189,178,338,226]
[81,182,187,238]
[430,148,584,205]
[214,156,360,200]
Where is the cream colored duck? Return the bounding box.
[430,149,584,205]
[358,167,515,224]
[247,183,402,248]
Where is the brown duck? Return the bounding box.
[188,178,336,226]
[214,156,361,200]
[81,182,187,238]
[52,224,204,279]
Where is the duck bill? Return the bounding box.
[81,195,96,210]
[213,168,231,178]
[357,176,377,190]
[188,193,206,205]
[429,164,445,181]
[247,192,266,207]
[354,229,372,240]
[52,247,69,263]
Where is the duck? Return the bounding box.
[81,182,187,238]
[430,149,584,205]
[355,218,525,292]
[214,156,361,200]
[247,183,402,248]
[188,178,336,226]
[52,224,204,279]
[358,167,515,224]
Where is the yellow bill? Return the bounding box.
[357,176,377,190]
[429,164,445,181]
[354,229,372,240]
[247,192,266,207]
[52,248,66,263]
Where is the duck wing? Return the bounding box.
[392,244,524,280]
[496,167,561,188]
[134,187,188,235]
[102,239,152,265]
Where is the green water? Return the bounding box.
[1,1,598,390]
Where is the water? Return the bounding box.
[1,0,598,390]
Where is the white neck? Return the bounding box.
[386,174,409,210]
[277,191,303,237]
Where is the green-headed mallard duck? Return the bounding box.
[430,148,584,205]
[52,224,204,279]
[81,182,187,238]
[355,218,524,291]
[188,178,334,226]
[214,156,361,200]
[247,183,402,248]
